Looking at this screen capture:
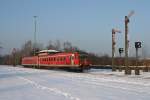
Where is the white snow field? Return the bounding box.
[0,65,150,100]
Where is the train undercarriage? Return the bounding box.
[22,64,91,72]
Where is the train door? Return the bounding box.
[71,54,75,65]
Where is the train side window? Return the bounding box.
[64,57,66,61]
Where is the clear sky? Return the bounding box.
[0,0,150,57]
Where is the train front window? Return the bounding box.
[79,54,88,60]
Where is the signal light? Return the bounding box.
[119,48,124,54]
[135,42,141,48]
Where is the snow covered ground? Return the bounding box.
[0,65,150,100]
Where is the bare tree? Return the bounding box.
[21,40,33,56]
[63,41,72,51]
[46,40,55,50]
[21,40,43,56]
[54,40,61,51]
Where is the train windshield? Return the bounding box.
[79,54,88,59]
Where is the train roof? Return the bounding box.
[38,50,60,56]
[39,50,60,53]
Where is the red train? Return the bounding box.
[22,50,91,71]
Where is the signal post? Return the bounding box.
[124,11,134,75]
[112,29,121,71]
[118,48,124,71]
[135,42,142,75]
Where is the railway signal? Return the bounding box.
[135,42,141,48]
[118,48,124,72]
[124,11,134,75]
[112,28,121,71]
[119,48,124,57]
[135,41,142,75]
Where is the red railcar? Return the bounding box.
[22,50,91,71]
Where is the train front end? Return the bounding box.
[79,53,91,70]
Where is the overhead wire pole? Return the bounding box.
[33,16,37,56]
[33,16,37,68]
[112,28,121,71]
[124,11,134,75]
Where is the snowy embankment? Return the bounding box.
[0,65,150,100]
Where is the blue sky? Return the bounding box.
[0,0,150,56]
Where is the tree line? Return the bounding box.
[0,40,148,66]
[0,40,106,65]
